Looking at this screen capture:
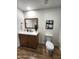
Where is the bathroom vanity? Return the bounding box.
[18,18,39,49]
[18,31,39,49]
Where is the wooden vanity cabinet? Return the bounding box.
[19,34,39,49]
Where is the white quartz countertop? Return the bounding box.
[18,31,38,36]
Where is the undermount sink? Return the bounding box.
[18,31,38,35]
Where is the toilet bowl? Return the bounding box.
[46,40,54,54]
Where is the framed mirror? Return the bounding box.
[24,18,38,30]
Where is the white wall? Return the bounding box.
[17,9,24,47]
[24,7,61,46]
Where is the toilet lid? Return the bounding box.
[46,41,54,50]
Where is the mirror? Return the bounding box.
[24,18,38,30]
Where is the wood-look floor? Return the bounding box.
[17,44,61,59]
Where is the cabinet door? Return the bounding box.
[29,36,38,49]
[19,34,28,47]
[27,35,31,48]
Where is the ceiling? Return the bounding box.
[17,0,61,11]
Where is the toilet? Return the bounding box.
[46,40,54,55]
[44,34,54,55]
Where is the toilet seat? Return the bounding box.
[46,41,54,50]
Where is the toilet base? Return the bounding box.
[48,50,54,56]
[46,48,54,56]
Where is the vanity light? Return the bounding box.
[27,11,36,18]
[26,6,32,11]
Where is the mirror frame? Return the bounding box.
[24,18,38,29]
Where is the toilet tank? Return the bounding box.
[44,34,53,43]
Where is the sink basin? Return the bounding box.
[18,31,38,36]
